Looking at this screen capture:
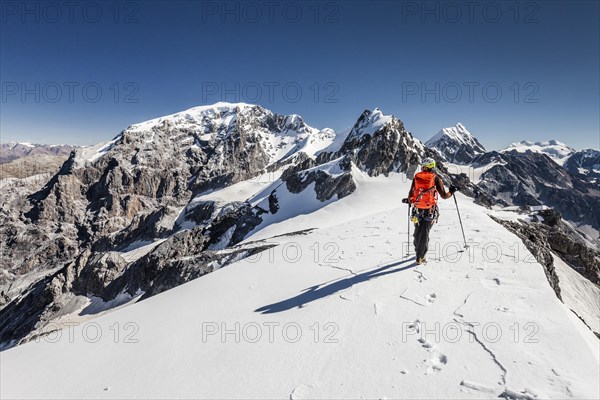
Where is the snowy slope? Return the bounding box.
[2,172,598,400]
[501,140,575,165]
[553,254,600,333]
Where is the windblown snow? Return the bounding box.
[2,172,598,400]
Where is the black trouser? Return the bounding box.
[413,209,434,260]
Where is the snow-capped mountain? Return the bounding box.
[564,148,600,180]
[500,140,575,165]
[0,142,76,164]
[1,103,599,400]
[425,123,486,164]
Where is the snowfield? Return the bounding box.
[1,172,598,399]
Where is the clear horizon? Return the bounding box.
[1,1,599,151]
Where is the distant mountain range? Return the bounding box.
[0,142,76,164]
[426,126,599,183]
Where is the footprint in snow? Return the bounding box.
[426,293,437,303]
[403,320,421,337]
[425,352,448,374]
[495,306,510,312]
[418,337,433,349]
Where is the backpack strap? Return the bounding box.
[414,185,436,204]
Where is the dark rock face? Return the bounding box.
[475,151,600,233]
[564,149,600,181]
[283,156,356,202]
[537,210,600,285]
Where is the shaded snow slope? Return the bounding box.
[2,174,598,400]
[553,254,600,333]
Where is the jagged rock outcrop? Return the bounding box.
[283,156,356,202]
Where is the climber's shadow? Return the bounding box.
[254,258,417,314]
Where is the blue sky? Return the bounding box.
[1,0,599,150]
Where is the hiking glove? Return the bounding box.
[449,185,458,194]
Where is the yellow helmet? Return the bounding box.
[421,157,436,170]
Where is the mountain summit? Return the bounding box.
[425,123,486,164]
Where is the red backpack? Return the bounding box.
[411,171,438,209]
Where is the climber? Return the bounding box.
[403,157,457,264]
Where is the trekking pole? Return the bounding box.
[453,194,468,250]
[407,204,411,257]
[402,198,411,257]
